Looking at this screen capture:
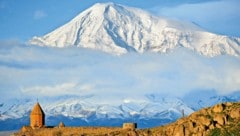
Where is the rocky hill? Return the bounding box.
[14,102,240,136]
[144,102,240,136]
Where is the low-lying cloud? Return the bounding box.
[0,41,240,101]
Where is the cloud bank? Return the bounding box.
[0,41,240,101]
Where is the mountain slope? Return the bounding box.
[29,3,240,57]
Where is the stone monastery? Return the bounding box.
[25,102,137,130]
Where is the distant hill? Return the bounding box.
[14,102,240,136]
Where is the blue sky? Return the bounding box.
[0,0,239,41]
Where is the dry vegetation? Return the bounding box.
[15,127,126,136]
[14,102,240,136]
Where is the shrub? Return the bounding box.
[209,128,221,136]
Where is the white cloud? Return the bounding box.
[21,82,95,96]
[34,10,47,20]
[0,41,240,100]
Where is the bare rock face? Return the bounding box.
[225,102,233,106]
[209,124,215,129]
[173,125,185,136]
[199,116,211,126]
[212,103,225,113]
[188,121,196,130]
[213,114,225,126]
[230,108,240,119]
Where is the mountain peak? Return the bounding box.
[92,2,118,7]
[82,2,129,18]
[86,2,119,13]
[29,3,240,57]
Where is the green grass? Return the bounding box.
[209,128,221,136]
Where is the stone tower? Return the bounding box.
[30,102,45,128]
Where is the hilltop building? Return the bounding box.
[30,102,45,128]
[17,102,139,135]
[123,123,137,130]
[59,121,65,128]
[18,102,139,135]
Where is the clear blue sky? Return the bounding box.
[0,0,239,41]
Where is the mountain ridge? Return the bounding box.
[29,3,240,57]
[1,91,240,131]
[13,101,240,136]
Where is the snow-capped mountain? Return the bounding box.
[1,91,240,131]
[29,3,240,57]
[0,94,192,130]
[0,95,193,121]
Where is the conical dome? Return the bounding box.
[59,121,65,128]
[30,102,44,115]
[30,102,45,128]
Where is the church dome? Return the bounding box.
[30,102,45,128]
[30,102,45,115]
[59,122,65,128]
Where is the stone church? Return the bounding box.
[30,102,45,128]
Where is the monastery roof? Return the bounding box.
[30,102,45,115]
[59,122,65,127]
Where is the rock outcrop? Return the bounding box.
[142,102,240,136]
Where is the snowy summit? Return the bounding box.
[29,3,240,57]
